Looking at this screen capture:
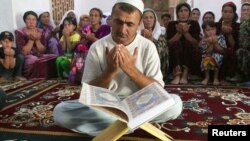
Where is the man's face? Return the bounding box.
[161,16,170,28]
[111,6,141,45]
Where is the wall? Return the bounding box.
[74,0,116,16]
[0,0,51,34]
[0,0,15,33]
[13,0,51,29]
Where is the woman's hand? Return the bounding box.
[141,29,153,41]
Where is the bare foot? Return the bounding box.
[180,66,188,84]
[180,78,188,84]
[201,78,209,85]
[213,79,220,85]
[15,76,27,81]
[171,75,180,84]
[0,77,7,83]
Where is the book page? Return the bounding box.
[122,82,176,129]
[79,83,128,121]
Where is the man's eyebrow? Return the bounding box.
[114,18,135,25]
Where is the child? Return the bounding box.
[199,21,226,85]
[0,31,26,83]
[56,16,80,78]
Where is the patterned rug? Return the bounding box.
[0,81,250,141]
[161,84,250,141]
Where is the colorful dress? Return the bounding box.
[15,27,57,79]
[39,24,63,56]
[140,8,169,80]
[82,24,111,48]
[199,35,227,71]
[56,32,80,78]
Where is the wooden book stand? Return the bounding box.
[93,120,173,141]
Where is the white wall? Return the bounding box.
[0,0,15,33]
[74,0,116,16]
[0,0,51,34]
[13,0,51,29]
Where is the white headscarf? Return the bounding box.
[139,8,162,40]
[37,11,56,28]
[59,10,79,25]
[101,12,111,25]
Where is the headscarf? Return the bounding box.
[101,12,111,25]
[37,11,56,28]
[59,10,78,25]
[221,1,238,22]
[139,8,162,40]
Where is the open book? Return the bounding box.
[79,82,175,130]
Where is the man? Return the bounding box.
[53,0,182,136]
[160,13,171,35]
[161,13,171,29]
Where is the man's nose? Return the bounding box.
[119,24,127,33]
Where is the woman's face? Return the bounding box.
[80,16,90,27]
[177,6,190,22]
[89,9,101,26]
[40,12,50,25]
[241,5,250,22]
[191,10,200,21]
[25,14,37,29]
[222,6,234,23]
[143,11,155,30]
[203,13,215,22]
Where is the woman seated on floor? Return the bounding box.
[38,11,63,56]
[140,8,169,81]
[167,3,202,84]
[215,2,240,81]
[15,11,57,79]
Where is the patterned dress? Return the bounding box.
[199,35,227,71]
[237,18,250,80]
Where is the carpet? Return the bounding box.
[0,81,250,141]
[160,84,250,141]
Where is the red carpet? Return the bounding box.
[0,81,250,141]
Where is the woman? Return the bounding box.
[167,3,201,84]
[38,11,62,55]
[216,2,240,80]
[81,8,111,48]
[15,11,57,79]
[202,11,215,23]
[236,12,250,82]
[140,8,169,80]
[78,14,90,33]
[191,8,201,22]
[240,2,250,23]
